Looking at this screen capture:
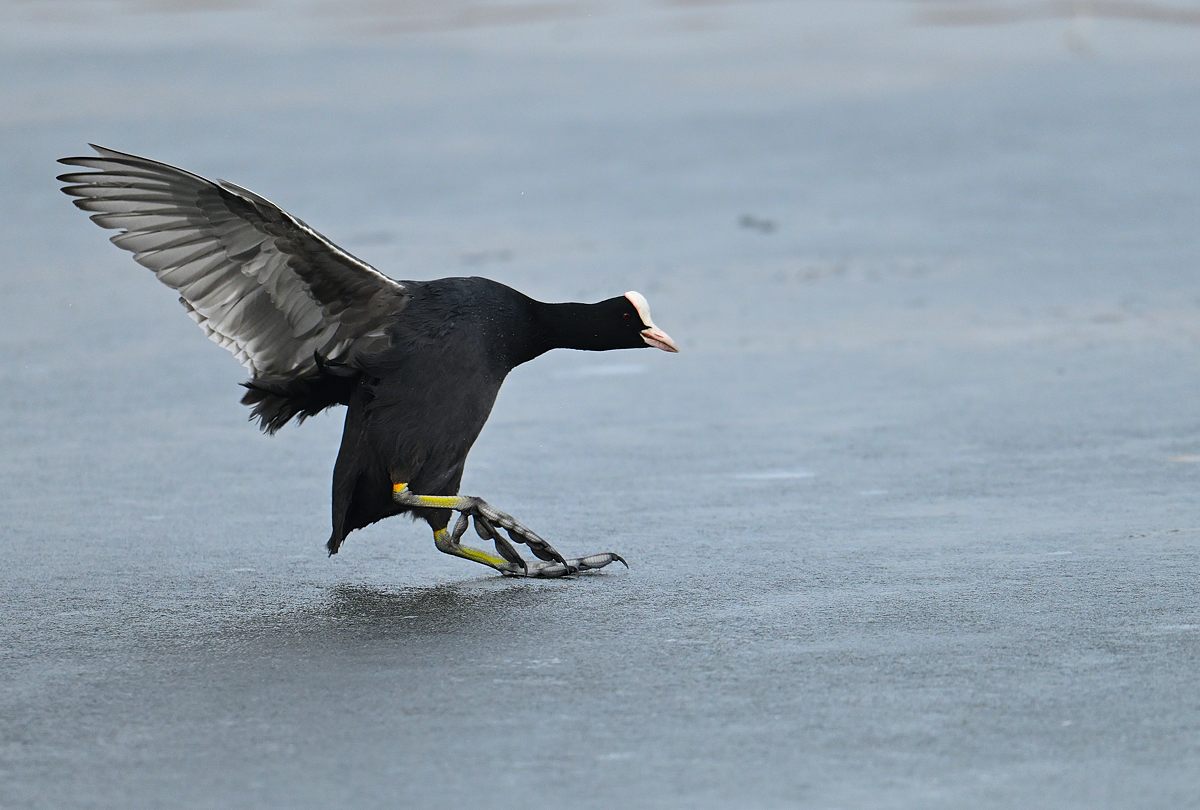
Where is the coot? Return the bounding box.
[58,145,678,577]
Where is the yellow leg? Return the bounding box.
[432,527,510,571]
[393,482,473,511]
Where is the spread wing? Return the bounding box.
[57,144,408,380]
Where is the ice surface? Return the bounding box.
[2,1,1199,807]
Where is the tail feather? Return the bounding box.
[240,368,358,434]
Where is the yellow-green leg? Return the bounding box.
[432,527,514,572]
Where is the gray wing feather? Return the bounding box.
[58,144,407,379]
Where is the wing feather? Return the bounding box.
[58,144,408,379]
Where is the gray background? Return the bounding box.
[2,1,1198,807]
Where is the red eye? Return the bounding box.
[623,312,631,321]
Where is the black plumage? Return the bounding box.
[58,145,677,577]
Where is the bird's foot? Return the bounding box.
[501,552,628,578]
[396,484,627,577]
[461,497,570,565]
[452,509,627,577]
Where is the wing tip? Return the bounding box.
[57,143,111,167]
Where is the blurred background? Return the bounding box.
[2,1,1198,807]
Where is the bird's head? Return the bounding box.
[530,290,678,357]
[601,291,679,353]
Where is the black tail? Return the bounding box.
[240,361,359,434]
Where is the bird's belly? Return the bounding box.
[365,373,503,495]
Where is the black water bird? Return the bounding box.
[58,145,678,577]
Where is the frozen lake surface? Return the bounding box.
[2,1,1199,807]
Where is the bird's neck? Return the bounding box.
[517,300,612,362]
